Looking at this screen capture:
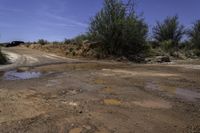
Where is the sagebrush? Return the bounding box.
[88,0,148,58]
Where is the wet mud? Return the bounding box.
[0,61,200,133]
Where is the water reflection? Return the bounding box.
[3,70,42,80]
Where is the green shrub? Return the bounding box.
[153,16,185,48]
[188,20,200,49]
[0,48,7,64]
[160,40,174,53]
[38,39,48,45]
[69,48,74,52]
[184,49,200,58]
[179,41,188,49]
[52,41,62,45]
[72,51,76,56]
[64,39,72,44]
[72,34,88,45]
[194,49,200,57]
[88,0,148,57]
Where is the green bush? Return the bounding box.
[188,20,200,49]
[193,49,200,57]
[0,48,7,64]
[153,16,185,48]
[52,41,62,45]
[38,39,48,45]
[64,39,72,44]
[69,48,74,52]
[160,40,174,53]
[72,34,89,45]
[88,0,148,58]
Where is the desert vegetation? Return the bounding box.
[152,16,185,52]
[188,20,200,49]
[88,0,148,59]
[0,48,7,64]
[0,1,200,132]
[17,0,200,62]
[37,39,48,45]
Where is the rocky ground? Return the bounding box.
[0,47,199,133]
[26,43,99,59]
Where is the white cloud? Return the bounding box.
[43,12,88,28]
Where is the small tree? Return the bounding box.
[188,20,200,49]
[153,16,185,47]
[38,39,48,45]
[64,39,72,44]
[88,0,148,57]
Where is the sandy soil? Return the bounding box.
[0,47,199,133]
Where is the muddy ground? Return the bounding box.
[0,47,200,133]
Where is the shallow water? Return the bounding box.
[146,81,200,102]
[176,88,200,102]
[3,70,42,80]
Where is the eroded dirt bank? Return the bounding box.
[0,47,200,133]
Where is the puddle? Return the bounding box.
[3,70,42,80]
[176,88,200,102]
[146,81,161,91]
[35,63,117,72]
[146,81,200,102]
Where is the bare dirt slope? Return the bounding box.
[0,47,199,133]
[0,47,79,71]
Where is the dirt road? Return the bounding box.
[0,47,80,71]
[0,47,200,133]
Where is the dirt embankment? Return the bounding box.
[25,43,148,62]
[25,44,177,63]
[26,43,100,59]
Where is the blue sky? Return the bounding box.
[0,0,199,42]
